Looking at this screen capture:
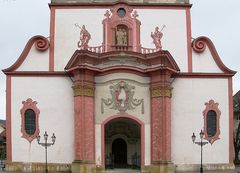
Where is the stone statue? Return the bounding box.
[75,24,91,49]
[116,28,127,46]
[151,26,165,50]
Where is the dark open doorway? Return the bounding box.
[112,138,127,168]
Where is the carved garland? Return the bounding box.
[101,81,144,114]
[20,98,40,143]
[203,99,221,144]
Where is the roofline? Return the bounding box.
[49,1,192,8]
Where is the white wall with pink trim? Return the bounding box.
[54,8,188,71]
[137,9,188,71]
[171,78,229,165]
[192,46,223,73]
[16,45,49,71]
[54,9,107,71]
[11,77,74,163]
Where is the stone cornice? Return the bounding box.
[65,50,180,75]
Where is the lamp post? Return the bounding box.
[37,131,56,173]
[191,130,208,173]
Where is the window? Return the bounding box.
[206,110,217,137]
[117,8,126,17]
[203,100,221,144]
[21,98,40,143]
[24,109,36,135]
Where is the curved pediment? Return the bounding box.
[192,36,236,75]
[65,50,180,75]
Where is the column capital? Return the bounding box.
[150,85,173,98]
[72,84,94,97]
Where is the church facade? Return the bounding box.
[3,0,236,173]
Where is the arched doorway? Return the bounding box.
[112,138,127,167]
[104,117,141,169]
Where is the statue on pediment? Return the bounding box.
[75,24,91,50]
[151,25,165,50]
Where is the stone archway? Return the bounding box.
[102,115,144,169]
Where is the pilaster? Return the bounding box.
[71,69,95,166]
[150,70,173,173]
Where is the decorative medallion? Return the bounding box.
[101,81,144,114]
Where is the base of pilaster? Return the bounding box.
[71,160,96,173]
[142,161,174,173]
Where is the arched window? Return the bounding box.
[21,98,40,143]
[206,110,217,137]
[24,109,36,135]
[203,100,221,144]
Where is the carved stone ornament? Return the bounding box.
[72,84,94,97]
[20,98,40,143]
[151,85,173,98]
[101,81,144,114]
[203,99,221,144]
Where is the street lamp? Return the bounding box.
[37,131,56,173]
[191,130,208,173]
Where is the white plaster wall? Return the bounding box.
[11,77,74,163]
[192,46,223,73]
[16,46,49,71]
[137,9,188,72]
[54,9,107,71]
[94,73,151,165]
[95,124,102,165]
[171,78,229,164]
[54,8,188,72]
[144,124,151,165]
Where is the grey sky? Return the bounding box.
[0,0,239,119]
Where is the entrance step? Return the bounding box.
[104,169,141,173]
